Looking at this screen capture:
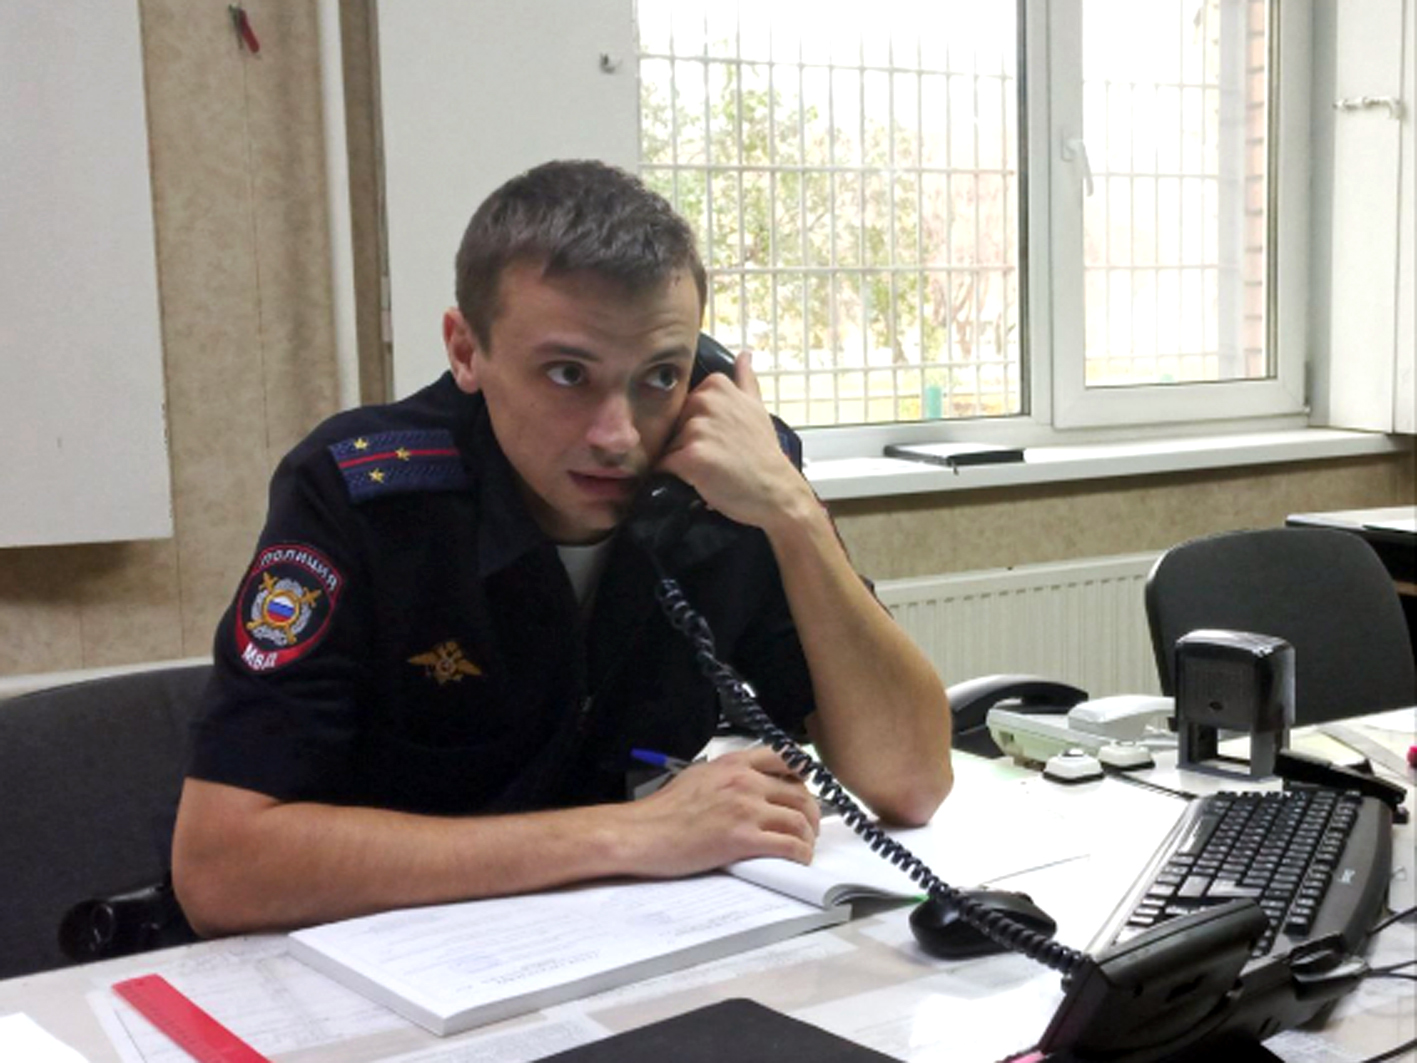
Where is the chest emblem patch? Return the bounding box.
[409,641,482,686]
[234,544,343,672]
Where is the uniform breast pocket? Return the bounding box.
[363,661,558,813]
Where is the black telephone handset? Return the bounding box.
[627,333,736,542]
[627,333,801,556]
[688,331,740,384]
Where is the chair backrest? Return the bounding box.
[1145,528,1416,725]
[0,663,210,979]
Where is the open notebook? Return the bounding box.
[289,871,860,1036]
[288,762,1087,1036]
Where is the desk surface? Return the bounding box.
[1288,506,1417,594]
[1288,506,1417,542]
[3,729,1413,1063]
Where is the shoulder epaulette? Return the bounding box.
[328,429,469,502]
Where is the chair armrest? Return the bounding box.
[58,876,195,963]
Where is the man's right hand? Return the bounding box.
[617,747,821,876]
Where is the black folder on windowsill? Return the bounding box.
[884,442,1025,469]
[538,998,901,1062]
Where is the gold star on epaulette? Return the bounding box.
[369,469,385,483]
[396,447,411,461]
[353,438,369,450]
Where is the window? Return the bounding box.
[1049,0,1304,427]
[635,0,1307,434]
[638,1,1021,428]
[1079,0,1269,388]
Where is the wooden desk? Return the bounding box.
[2,746,1411,1063]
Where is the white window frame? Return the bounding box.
[1043,0,1310,429]
[789,0,1315,460]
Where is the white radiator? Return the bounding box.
[876,553,1163,698]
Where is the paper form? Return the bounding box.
[0,1013,91,1063]
[1351,706,1416,735]
[541,932,856,1013]
[730,753,1096,906]
[290,875,837,1027]
[87,937,405,1063]
[790,963,1065,1063]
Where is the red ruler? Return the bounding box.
[113,974,271,1063]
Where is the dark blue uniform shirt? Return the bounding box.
[188,374,816,814]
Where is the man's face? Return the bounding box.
[446,262,702,544]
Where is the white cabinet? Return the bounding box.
[1320,0,1415,434]
[0,1,172,547]
[377,0,639,397]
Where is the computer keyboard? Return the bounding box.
[1094,788,1393,963]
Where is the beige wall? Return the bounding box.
[0,1,339,678]
[0,2,1412,679]
[833,455,1416,580]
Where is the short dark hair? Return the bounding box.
[455,160,707,347]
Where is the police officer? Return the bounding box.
[172,160,952,936]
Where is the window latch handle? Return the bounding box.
[1062,136,1095,197]
[1332,95,1404,120]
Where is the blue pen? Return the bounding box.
[630,748,692,773]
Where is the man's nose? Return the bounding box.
[586,392,640,458]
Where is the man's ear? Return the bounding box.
[444,309,480,394]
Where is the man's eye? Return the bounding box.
[644,364,682,393]
[546,364,586,387]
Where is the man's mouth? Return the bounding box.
[569,471,639,502]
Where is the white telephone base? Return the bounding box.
[986,695,1175,767]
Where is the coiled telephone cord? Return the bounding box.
[654,575,1087,977]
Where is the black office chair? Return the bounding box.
[1145,528,1417,725]
[0,663,209,979]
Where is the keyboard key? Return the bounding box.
[1176,813,1221,856]
[1209,881,1264,899]
[1164,900,1210,918]
[1178,875,1212,899]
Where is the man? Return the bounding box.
[172,160,951,936]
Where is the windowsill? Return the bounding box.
[805,428,1413,502]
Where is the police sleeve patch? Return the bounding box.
[234,544,343,672]
[328,429,470,502]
